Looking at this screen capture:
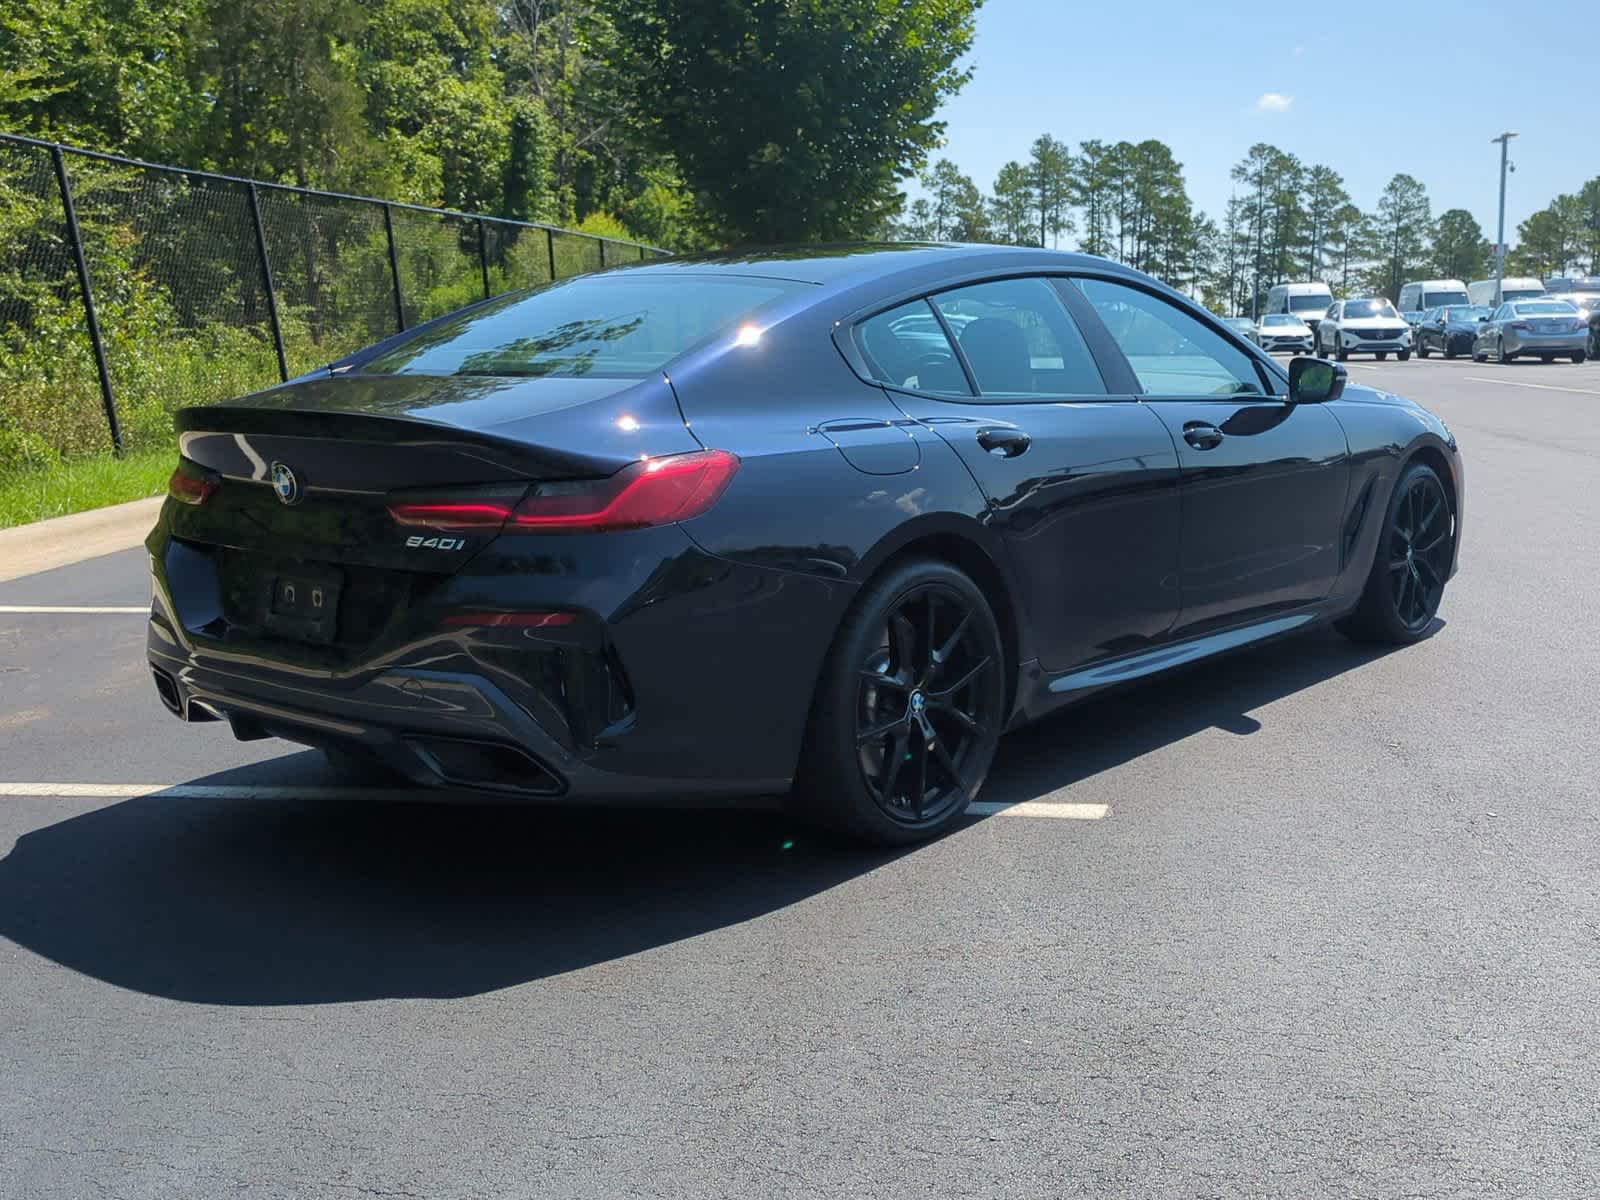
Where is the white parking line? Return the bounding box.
[1463,376,1600,397]
[0,605,148,614]
[971,799,1109,820]
[0,782,1110,819]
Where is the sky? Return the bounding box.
[919,0,1589,249]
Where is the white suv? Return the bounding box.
[1317,298,1412,361]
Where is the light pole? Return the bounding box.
[1491,131,1518,306]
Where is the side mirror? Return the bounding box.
[1288,356,1345,404]
[1478,315,1490,323]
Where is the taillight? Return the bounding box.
[506,449,739,533]
[1509,321,1532,331]
[168,462,218,506]
[387,450,740,536]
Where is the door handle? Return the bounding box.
[976,427,1031,457]
[1182,421,1224,450]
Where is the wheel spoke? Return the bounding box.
[1417,491,1442,537]
[930,611,972,675]
[1415,555,1443,588]
[1417,528,1450,554]
[888,612,917,676]
[857,715,907,747]
[860,669,909,691]
[1387,556,1410,573]
[930,699,983,737]
[910,736,928,817]
[928,734,966,798]
[877,729,909,806]
[931,655,993,699]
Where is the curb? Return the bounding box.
[0,495,163,583]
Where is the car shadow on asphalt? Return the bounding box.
[0,624,1431,1005]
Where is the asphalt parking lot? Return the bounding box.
[3,357,1598,1198]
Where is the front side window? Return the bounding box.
[362,273,806,379]
[1075,277,1267,397]
[930,278,1107,397]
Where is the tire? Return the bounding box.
[1376,352,1388,361]
[1499,338,1516,363]
[1336,461,1453,645]
[1398,349,1411,361]
[1539,353,1553,363]
[797,558,1006,845]
[1335,343,1348,362]
[1574,352,1587,364]
[1444,344,1456,360]
[1472,345,1486,362]
[1417,341,1430,359]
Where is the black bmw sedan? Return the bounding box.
[1415,304,1492,359]
[148,245,1463,844]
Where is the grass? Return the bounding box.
[0,446,175,530]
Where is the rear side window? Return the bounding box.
[855,300,973,395]
[930,278,1106,396]
[361,273,805,378]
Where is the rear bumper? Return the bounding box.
[1504,333,1586,354]
[145,511,852,801]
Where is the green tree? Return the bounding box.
[1366,173,1432,301]
[1075,139,1115,257]
[989,161,1035,245]
[1302,164,1348,281]
[1575,177,1600,272]
[614,0,981,242]
[1510,202,1580,279]
[1325,202,1364,295]
[1430,208,1490,283]
[922,159,989,242]
[0,0,205,155]
[1028,134,1073,249]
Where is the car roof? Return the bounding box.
[612,242,1143,287]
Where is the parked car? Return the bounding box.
[1224,316,1258,341]
[1467,276,1546,308]
[1254,312,1314,353]
[1542,275,1600,302]
[1264,281,1335,342]
[1570,296,1600,359]
[1317,298,1412,360]
[145,245,1462,845]
[1415,305,1492,359]
[1398,279,1470,313]
[1472,298,1589,363]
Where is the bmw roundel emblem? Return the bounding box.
[269,462,302,506]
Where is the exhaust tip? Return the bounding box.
[152,668,182,716]
[405,737,564,796]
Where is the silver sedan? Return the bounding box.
[1473,299,1590,363]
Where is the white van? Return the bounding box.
[1398,279,1468,314]
[1264,282,1336,338]
[1467,277,1546,308]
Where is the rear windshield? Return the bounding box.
[1513,301,1578,315]
[1288,293,1331,312]
[1443,306,1490,321]
[360,274,807,378]
[1423,290,1468,308]
[1343,299,1397,319]
[1502,288,1546,303]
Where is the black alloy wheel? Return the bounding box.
[1418,339,1430,359]
[801,559,1005,844]
[1338,461,1453,644]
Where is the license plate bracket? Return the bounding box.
[264,565,343,644]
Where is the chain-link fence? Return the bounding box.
[0,133,666,471]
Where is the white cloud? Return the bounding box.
[1254,92,1294,113]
